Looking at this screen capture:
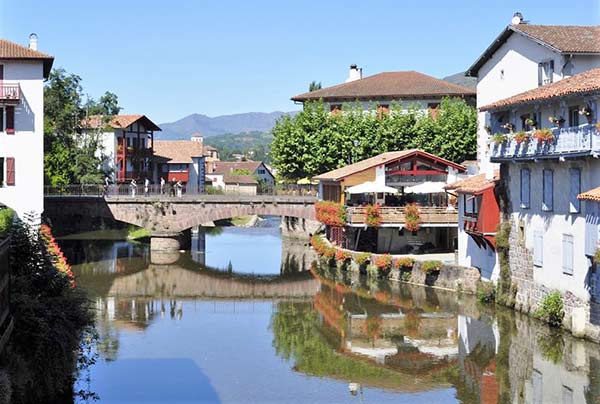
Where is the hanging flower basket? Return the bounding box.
[533,128,555,144]
[501,122,515,133]
[315,201,347,226]
[524,118,537,129]
[373,254,392,274]
[548,116,565,126]
[514,131,530,144]
[492,133,508,145]
[365,204,382,226]
[404,204,420,232]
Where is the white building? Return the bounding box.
[460,13,600,339]
[0,35,53,220]
[205,161,274,190]
[291,65,475,114]
[81,114,161,183]
[152,139,206,193]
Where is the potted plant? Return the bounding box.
[533,128,555,144]
[335,249,352,270]
[373,254,393,277]
[315,201,347,226]
[514,131,530,144]
[492,132,508,145]
[525,117,537,129]
[501,122,515,133]
[354,252,371,274]
[421,260,443,286]
[365,203,382,227]
[548,116,565,126]
[393,257,415,282]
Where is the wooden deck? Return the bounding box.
[346,206,458,226]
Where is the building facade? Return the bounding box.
[0,35,53,220]
[205,160,274,190]
[152,139,206,193]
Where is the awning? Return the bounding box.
[404,182,447,194]
[345,181,399,194]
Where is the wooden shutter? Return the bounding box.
[538,63,543,86]
[6,158,15,186]
[520,169,530,208]
[5,106,14,134]
[569,168,581,213]
[562,234,574,275]
[543,169,553,211]
[534,231,543,267]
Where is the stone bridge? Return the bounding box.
[45,194,317,251]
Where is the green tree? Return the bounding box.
[308,81,322,92]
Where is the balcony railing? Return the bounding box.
[490,124,600,161]
[346,206,458,226]
[0,83,20,103]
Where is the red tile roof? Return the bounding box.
[292,71,475,102]
[578,186,600,202]
[313,150,466,182]
[81,114,161,131]
[445,171,500,194]
[467,24,600,77]
[0,38,54,77]
[480,68,600,111]
[153,140,205,164]
[208,161,270,176]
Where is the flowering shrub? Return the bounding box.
[421,260,443,274]
[335,249,352,263]
[40,224,75,288]
[354,252,371,266]
[365,204,382,226]
[492,133,508,145]
[513,131,530,144]
[404,204,420,232]
[315,201,346,226]
[524,117,537,128]
[393,257,415,269]
[548,116,565,126]
[373,254,392,273]
[533,128,555,144]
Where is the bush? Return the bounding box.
[534,291,564,327]
[315,201,347,226]
[421,260,443,274]
[477,281,496,303]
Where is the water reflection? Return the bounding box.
[62,233,600,403]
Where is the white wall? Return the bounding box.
[0,61,45,219]
[322,98,456,114]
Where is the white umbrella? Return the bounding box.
[404,182,447,194]
[345,181,398,194]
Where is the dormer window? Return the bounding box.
[538,60,554,86]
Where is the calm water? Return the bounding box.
[59,223,600,404]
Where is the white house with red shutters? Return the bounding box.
[0,34,53,220]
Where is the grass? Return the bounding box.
[127,226,150,240]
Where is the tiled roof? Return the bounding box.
[480,68,600,111]
[291,71,475,102]
[81,114,162,131]
[466,24,600,76]
[578,186,600,202]
[223,175,258,184]
[445,171,500,194]
[313,150,466,182]
[208,161,265,175]
[153,140,205,164]
[0,38,54,77]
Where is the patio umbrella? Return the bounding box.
[403,182,447,194]
[345,181,398,194]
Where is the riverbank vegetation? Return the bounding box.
[0,220,95,403]
[271,98,477,180]
[127,226,150,240]
[0,209,14,238]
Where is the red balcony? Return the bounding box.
[0,84,20,103]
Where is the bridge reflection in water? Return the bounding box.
[66,237,600,403]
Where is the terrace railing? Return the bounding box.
[490,124,600,161]
[346,206,458,226]
[0,83,20,103]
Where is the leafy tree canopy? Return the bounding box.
[271,99,476,180]
[308,81,322,92]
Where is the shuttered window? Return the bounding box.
[520,168,530,209]
[6,157,15,186]
[569,168,581,213]
[542,169,553,211]
[562,234,574,275]
[534,231,543,267]
[5,106,14,134]
[0,108,3,132]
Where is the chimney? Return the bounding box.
[346,64,362,83]
[511,12,524,25]
[28,33,38,51]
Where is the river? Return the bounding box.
[59,219,600,403]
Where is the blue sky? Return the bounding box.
[1,0,599,123]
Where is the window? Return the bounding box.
[329,104,342,114]
[464,194,479,216]
[0,107,3,132]
[520,168,530,209]
[5,106,14,134]
[542,169,553,211]
[258,169,265,174]
[428,103,440,119]
[538,60,554,86]
[534,231,543,267]
[569,106,579,127]
[570,168,581,213]
[562,234,574,275]
[377,104,389,119]
[0,158,3,186]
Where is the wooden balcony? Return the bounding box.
[0,83,20,103]
[346,206,458,227]
[490,124,600,162]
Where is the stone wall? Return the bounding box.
[280,217,321,240]
[407,262,480,294]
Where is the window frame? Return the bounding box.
[542,169,553,212]
[533,231,544,267]
[569,167,581,214]
[562,233,574,276]
[520,168,530,209]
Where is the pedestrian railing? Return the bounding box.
[346,206,458,226]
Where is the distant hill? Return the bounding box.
[157,111,297,140]
[443,72,477,90]
[204,131,273,162]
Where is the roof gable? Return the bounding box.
[82,114,161,131]
[0,38,54,78]
[466,24,600,77]
[208,161,269,176]
[153,140,205,164]
[292,71,475,102]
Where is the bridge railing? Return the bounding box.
[44,183,319,198]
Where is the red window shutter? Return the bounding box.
[6,158,15,186]
[5,106,14,134]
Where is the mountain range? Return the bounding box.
[157,111,297,140]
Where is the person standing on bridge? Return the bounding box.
[130,179,137,197]
[144,177,150,197]
[169,178,176,197]
[103,175,110,197]
[160,177,166,195]
[176,180,183,198]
